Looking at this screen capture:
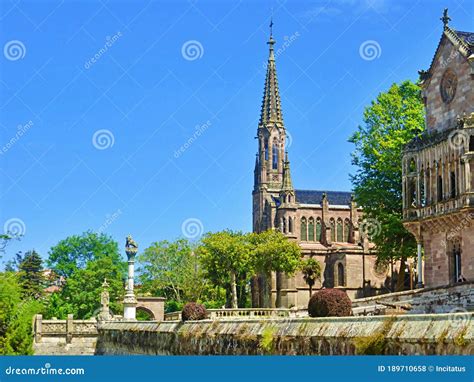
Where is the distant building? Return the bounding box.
[252,25,404,308]
[403,10,473,287]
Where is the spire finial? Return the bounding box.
[441,8,450,28]
[267,14,275,50]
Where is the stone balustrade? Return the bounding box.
[164,308,297,321]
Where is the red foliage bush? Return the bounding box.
[307,289,352,317]
[181,302,208,321]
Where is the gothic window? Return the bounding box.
[409,158,416,173]
[308,218,315,241]
[450,171,456,199]
[336,263,345,287]
[437,175,443,202]
[316,219,322,242]
[344,219,351,242]
[282,217,286,233]
[300,217,307,241]
[288,195,292,203]
[264,139,269,161]
[420,169,426,207]
[272,143,278,170]
[470,135,474,152]
[288,217,293,233]
[330,218,335,242]
[336,219,343,242]
[451,242,462,283]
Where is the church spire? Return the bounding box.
[281,152,294,191]
[259,18,284,126]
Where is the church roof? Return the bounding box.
[259,26,284,126]
[295,190,352,205]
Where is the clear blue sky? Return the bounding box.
[1,0,472,264]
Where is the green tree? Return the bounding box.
[197,231,253,308]
[137,238,205,303]
[0,272,43,355]
[251,230,302,307]
[47,231,121,278]
[300,257,322,297]
[349,80,425,290]
[18,250,45,298]
[46,256,125,319]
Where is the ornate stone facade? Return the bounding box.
[403,11,474,288]
[252,27,402,308]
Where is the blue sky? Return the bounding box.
[0,0,472,264]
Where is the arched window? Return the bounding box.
[300,218,307,241]
[264,139,269,161]
[470,135,474,152]
[272,143,278,170]
[308,218,315,241]
[437,175,443,202]
[337,263,345,286]
[344,219,351,242]
[336,219,343,242]
[330,218,335,242]
[316,218,322,242]
[450,171,456,198]
[282,217,287,233]
[409,158,416,173]
[288,217,293,233]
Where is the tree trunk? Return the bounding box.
[230,271,238,309]
[251,275,259,308]
[309,283,313,297]
[396,257,406,292]
[262,272,272,308]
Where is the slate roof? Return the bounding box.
[295,190,352,205]
[455,30,474,46]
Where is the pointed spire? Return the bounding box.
[281,152,293,191]
[441,8,450,28]
[260,18,283,126]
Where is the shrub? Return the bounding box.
[181,302,208,321]
[307,288,352,317]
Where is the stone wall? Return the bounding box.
[352,282,474,315]
[96,313,473,355]
[33,315,98,355]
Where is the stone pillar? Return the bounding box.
[35,314,42,343]
[123,235,138,321]
[417,243,423,288]
[66,314,73,344]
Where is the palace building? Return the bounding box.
[251,25,401,308]
[402,10,474,288]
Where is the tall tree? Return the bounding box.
[47,231,121,278]
[349,80,425,290]
[300,257,322,297]
[18,250,45,298]
[137,239,205,304]
[251,230,302,307]
[197,231,253,308]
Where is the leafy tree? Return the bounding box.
[197,231,253,308]
[137,239,205,304]
[300,257,322,297]
[0,272,43,355]
[46,256,125,319]
[250,230,302,307]
[18,250,45,298]
[47,231,121,278]
[349,80,425,290]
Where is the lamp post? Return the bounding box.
[123,234,138,320]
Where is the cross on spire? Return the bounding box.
[441,8,451,28]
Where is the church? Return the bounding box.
[251,24,401,308]
[402,10,473,288]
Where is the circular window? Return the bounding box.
[440,69,457,104]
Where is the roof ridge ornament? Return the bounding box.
[441,8,451,29]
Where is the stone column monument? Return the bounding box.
[98,278,112,321]
[123,234,138,320]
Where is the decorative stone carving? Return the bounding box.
[440,68,457,104]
